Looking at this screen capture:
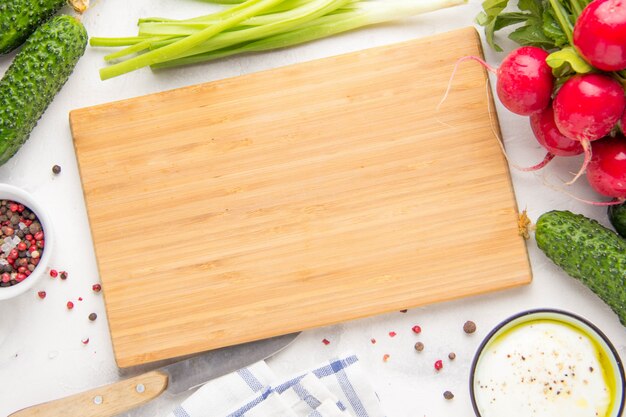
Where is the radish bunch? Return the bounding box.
[477,0,626,201]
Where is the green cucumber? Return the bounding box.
[0,15,87,165]
[608,202,626,239]
[536,210,626,326]
[0,0,68,54]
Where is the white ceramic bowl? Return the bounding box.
[0,184,53,301]
[470,309,625,417]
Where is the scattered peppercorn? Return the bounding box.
[463,320,477,334]
[81,337,89,345]
[389,331,397,338]
[443,391,454,400]
[415,342,424,352]
[434,359,443,371]
[412,325,422,334]
[88,313,97,321]
[448,352,456,360]
[322,338,330,345]
[383,354,390,362]
[92,283,101,292]
[37,291,46,299]
[399,309,408,313]
[60,271,68,280]
[49,269,58,278]
[52,165,61,175]
[371,338,377,344]
[78,297,83,301]
[67,301,74,310]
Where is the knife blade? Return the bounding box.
[9,333,299,417]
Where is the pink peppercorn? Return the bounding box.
[322,338,330,345]
[92,284,102,292]
[50,269,58,278]
[37,291,46,299]
[434,360,443,371]
[67,301,74,310]
[412,325,422,334]
[389,331,397,338]
[34,231,44,241]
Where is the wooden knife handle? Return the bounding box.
[9,370,168,417]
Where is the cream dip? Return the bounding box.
[473,319,618,417]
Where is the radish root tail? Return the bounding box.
[538,171,624,206]
[565,138,591,185]
[515,152,555,172]
[437,55,497,113]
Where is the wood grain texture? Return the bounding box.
[8,371,168,417]
[70,27,531,368]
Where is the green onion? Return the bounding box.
[92,0,467,80]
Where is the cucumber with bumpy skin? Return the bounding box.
[0,0,67,54]
[608,202,626,239]
[0,15,87,165]
[536,210,626,326]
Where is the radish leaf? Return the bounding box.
[546,46,593,74]
[542,8,568,47]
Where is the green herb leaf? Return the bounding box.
[546,46,593,74]
[542,7,568,46]
[517,0,542,17]
[476,0,510,24]
[475,0,511,51]
[508,18,555,48]
[493,12,529,30]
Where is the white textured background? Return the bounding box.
[0,1,624,416]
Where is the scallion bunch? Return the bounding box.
[91,0,467,80]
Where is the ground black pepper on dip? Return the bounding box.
[0,200,45,287]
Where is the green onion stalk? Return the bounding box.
[91,0,468,80]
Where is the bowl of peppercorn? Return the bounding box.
[0,184,53,300]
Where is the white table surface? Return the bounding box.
[1,1,624,416]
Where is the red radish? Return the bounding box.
[553,73,626,183]
[495,46,553,116]
[447,47,553,117]
[587,136,626,198]
[530,106,584,156]
[574,0,626,71]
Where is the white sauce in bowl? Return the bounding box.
[473,320,615,417]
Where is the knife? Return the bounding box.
[9,333,300,417]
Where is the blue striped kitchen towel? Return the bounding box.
[167,354,384,417]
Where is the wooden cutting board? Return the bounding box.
[71,27,531,368]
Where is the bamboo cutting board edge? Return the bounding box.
[70,27,532,368]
